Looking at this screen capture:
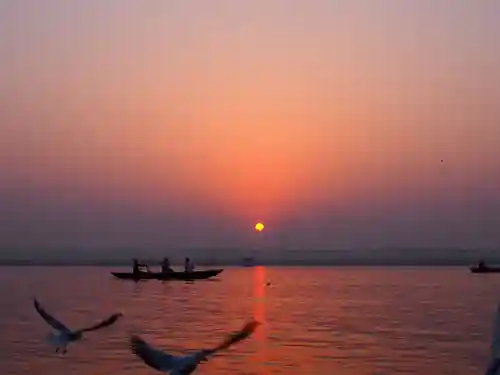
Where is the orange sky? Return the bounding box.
[1,1,500,251]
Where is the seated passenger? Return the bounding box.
[161,257,173,273]
[132,258,140,274]
[184,257,195,272]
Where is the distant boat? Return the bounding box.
[111,269,223,281]
[470,259,500,273]
[242,257,255,267]
[470,266,500,273]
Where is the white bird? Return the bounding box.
[130,320,259,374]
[33,297,123,354]
[485,302,500,374]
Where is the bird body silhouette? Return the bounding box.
[33,298,122,354]
[131,321,259,374]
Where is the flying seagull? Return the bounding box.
[485,302,500,374]
[33,297,123,354]
[130,320,259,374]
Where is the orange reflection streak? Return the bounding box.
[253,266,267,373]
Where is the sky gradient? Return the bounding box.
[1,1,500,255]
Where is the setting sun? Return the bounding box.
[255,222,265,232]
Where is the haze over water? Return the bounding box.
[2,266,500,375]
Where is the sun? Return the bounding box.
[255,222,264,232]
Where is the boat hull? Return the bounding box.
[111,269,223,281]
[470,267,500,273]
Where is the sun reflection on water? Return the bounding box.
[253,266,268,374]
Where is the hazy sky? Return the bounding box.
[1,1,499,254]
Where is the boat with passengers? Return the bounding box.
[111,257,223,281]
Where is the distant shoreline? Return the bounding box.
[0,260,490,267]
[1,248,498,267]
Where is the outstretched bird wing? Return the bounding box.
[33,298,71,333]
[485,302,500,375]
[205,320,260,356]
[130,335,178,371]
[76,313,123,333]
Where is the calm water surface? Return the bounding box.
[0,266,499,374]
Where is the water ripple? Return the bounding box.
[0,266,499,374]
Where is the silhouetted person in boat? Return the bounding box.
[161,257,173,273]
[184,257,195,273]
[479,259,487,269]
[133,258,140,275]
[133,259,150,274]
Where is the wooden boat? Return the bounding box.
[111,268,223,281]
